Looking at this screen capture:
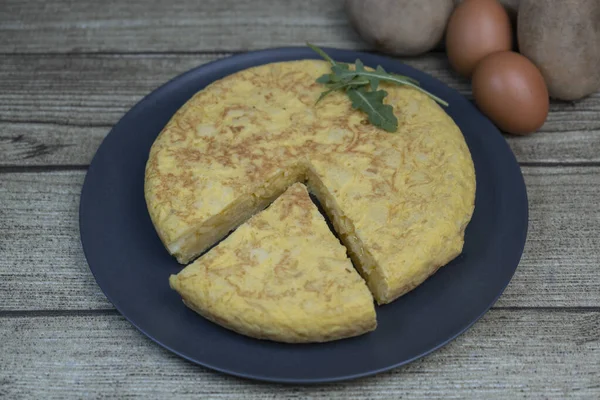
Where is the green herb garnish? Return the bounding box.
[307,42,448,133]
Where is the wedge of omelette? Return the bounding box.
[169,183,376,343]
[146,60,476,304]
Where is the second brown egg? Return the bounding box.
[446,0,512,77]
[472,51,549,135]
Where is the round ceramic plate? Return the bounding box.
[80,47,528,383]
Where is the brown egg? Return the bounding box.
[446,0,512,77]
[472,51,549,135]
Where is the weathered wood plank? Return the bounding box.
[1,168,599,311]
[1,310,598,398]
[0,0,362,53]
[0,123,108,165]
[0,54,222,127]
[1,54,599,166]
[0,172,111,309]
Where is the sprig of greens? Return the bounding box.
[347,87,398,133]
[307,42,448,133]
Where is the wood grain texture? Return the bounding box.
[0,172,111,309]
[0,123,107,165]
[1,310,598,399]
[0,0,362,53]
[1,54,599,166]
[1,168,599,311]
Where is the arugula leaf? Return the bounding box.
[347,88,398,133]
[316,74,334,84]
[369,66,381,91]
[355,58,365,72]
[356,59,380,91]
[316,78,371,103]
[331,68,448,107]
[307,42,448,132]
[307,42,338,66]
[377,65,420,86]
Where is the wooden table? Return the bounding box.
[1,1,599,398]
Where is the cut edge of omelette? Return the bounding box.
[306,164,474,304]
[169,183,377,343]
[157,161,472,305]
[147,162,307,264]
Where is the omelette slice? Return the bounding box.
[169,183,377,343]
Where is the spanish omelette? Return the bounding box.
[145,59,476,305]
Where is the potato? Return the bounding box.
[518,0,600,101]
[345,0,454,56]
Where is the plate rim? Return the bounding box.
[79,46,529,384]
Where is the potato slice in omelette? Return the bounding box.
[169,183,377,343]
